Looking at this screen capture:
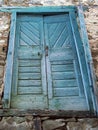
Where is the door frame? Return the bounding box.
[2,6,98,116]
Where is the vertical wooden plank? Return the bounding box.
[73,60,84,96]
[11,18,20,96]
[69,11,94,112]
[3,12,17,108]
[77,6,92,62]
[44,23,53,100]
[77,6,98,115]
[40,17,47,96]
[66,19,84,97]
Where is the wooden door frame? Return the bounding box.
[1,5,98,116]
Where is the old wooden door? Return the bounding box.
[44,14,88,110]
[10,13,92,111]
[11,15,48,109]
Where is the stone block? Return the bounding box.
[41,117,49,121]
[0,0,3,5]
[67,122,84,130]
[0,66,4,78]
[0,117,33,130]
[90,128,98,130]
[78,118,98,130]
[11,0,24,2]
[65,118,76,122]
[16,122,32,130]
[25,116,33,122]
[0,78,3,85]
[42,119,65,130]
[13,117,26,124]
[0,60,5,66]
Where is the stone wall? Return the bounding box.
[0,0,98,6]
[0,12,10,108]
[0,117,98,130]
[84,6,98,86]
[0,0,98,130]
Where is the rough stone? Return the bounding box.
[0,60,5,66]
[4,117,26,124]
[0,53,6,60]
[78,118,98,128]
[0,0,3,5]
[0,83,4,96]
[67,122,84,130]
[42,119,65,130]
[25,116,33,122]
[16,122,32,130]
[41,116,50,121]
[0,25,9,31]
[1,0,97,6]
[90,128,98,130]
[0,78,3,85]
[11,0,24,3]
[6,117,15,125]
[65,118,76,122]
[0,117,33,130]
[0,66,4,77]
[13,117,26,124]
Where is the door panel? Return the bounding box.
[11,15,48,109]
[44,14,88,110]
[11,13,90,110]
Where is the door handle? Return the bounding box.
[45,46,48,56]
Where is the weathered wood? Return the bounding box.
[53,80,77,87]
[52,71,75,80]
[77,5,98,115]
[11,95,48,109]
[50,49,74,61]
[77,6,92,62]
[69,11,94,112]
[44,23,53,100]
[51,64,74,72]
[19,67,41,73]
[2,6,97,115]
[11,15,48,109]
[19,60,41,67]
[44,13,90,111]
[66,14,85,97]
[51,60,73,65]
[49,97,88,110]
[19,73,41,80]
[18,87,42,94]
[0,109,96,117]
[3,12,17,108]
[54,87,79,97]
[18,80,41,86]
[0,6,76,13]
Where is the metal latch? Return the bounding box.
[45,46,48,56]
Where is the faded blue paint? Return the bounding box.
[3,6,97,115]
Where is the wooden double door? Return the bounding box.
[11,13,88,110]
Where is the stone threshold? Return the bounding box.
[0,109,96,118]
